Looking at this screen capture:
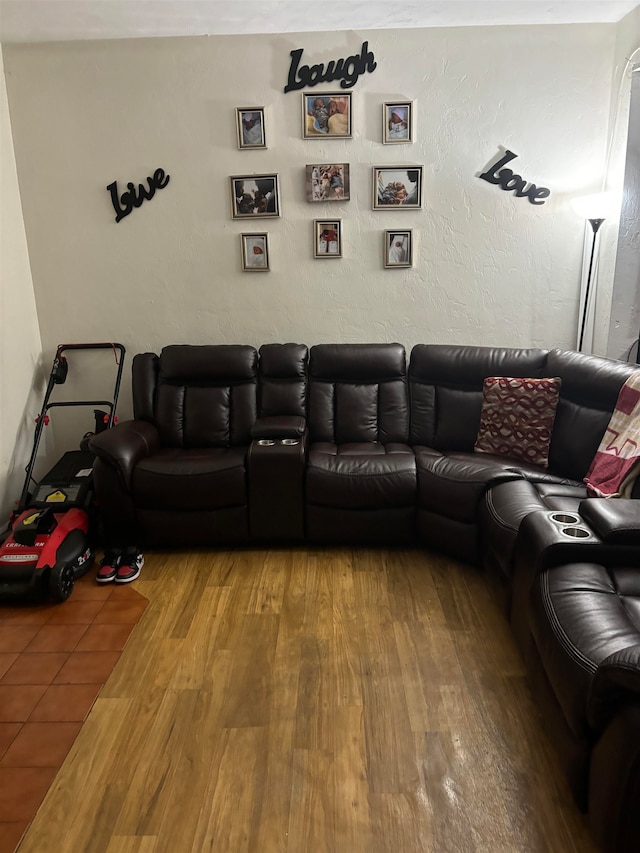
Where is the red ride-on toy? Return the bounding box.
[0,343,125,602]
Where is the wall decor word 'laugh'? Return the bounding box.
[284,41,377,93]
[479,149,550,205]
[107,168,170,223]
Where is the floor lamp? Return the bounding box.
[571,192,615,353]
[578,216,604,352]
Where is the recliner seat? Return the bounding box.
[525,559,640,838]
[304,343,416,543]
[92,344,258,546]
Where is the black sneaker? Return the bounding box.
[96,550,122,584]
[115,548,144,584]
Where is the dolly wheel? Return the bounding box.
[49,563,75,602]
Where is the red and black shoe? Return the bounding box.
[115,548,144,584]
[96,550,122,584]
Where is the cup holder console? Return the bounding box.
[250,432,304,540]
[546,511,592,540]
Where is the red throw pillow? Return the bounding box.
[474,376,561,469]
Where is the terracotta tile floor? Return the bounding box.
[0,574,147,853]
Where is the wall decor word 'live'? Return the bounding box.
[284,41,377,93]
[479,149,550,205]
[107,168,170,223]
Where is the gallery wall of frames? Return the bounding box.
[232,98,418,271]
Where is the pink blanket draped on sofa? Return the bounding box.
[584,371,640,498]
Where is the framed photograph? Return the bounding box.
[382,101,413,144]
[236,107,266,149]
[230,174,280,219]
[241,233,269,271]
[314,220,342,258]
[384,230,413,268]
[373,166,423,210]
[303,93,352,138]
[305,164,350,202]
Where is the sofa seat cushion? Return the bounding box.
[132,447,248,510]
[414,448,562,522]
[306,442,416,509]
[529,562,640,740]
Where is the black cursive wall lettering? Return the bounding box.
[479,149,550,205]
[107,168,170,223]
[284,41,376,93]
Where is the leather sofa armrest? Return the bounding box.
[251,416,306,440]
[588,644,640,731]
[89,420,160,490]
[580,498,640,546]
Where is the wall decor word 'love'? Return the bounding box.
[107,168,170,223]
[478,149,550,205]
[284,41,377,93]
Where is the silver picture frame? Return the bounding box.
[384,230,413,268]
[236,107,266,150]
[241,233,270,271]
[303,93,352,139]
[313,219,342,258]
[382,101,413,144]
[230,174,280,219]
[373,166,423,210]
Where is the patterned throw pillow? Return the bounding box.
[474,376,562,469]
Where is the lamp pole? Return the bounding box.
[577,217,604,352]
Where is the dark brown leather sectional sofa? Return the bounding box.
[90,342,640,852]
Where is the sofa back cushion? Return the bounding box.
[134,345,258,448]
[545,349,639,481]
[258,343,308,418]
[308,344,408,444]
[409,345,549,450]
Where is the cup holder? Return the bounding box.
[551,512,581,525]
[279,438,300,446]
[257,439,276,447]
[561,526,591,539]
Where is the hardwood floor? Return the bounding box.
[17,548,597,853]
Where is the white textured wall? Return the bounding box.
[0,45,43,524]
[607,7,640,361]
[609,68,640,362]
[3,24,619,418]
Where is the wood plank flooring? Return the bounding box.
[17,548,597,853]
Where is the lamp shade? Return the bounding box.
[571,191,619,220]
